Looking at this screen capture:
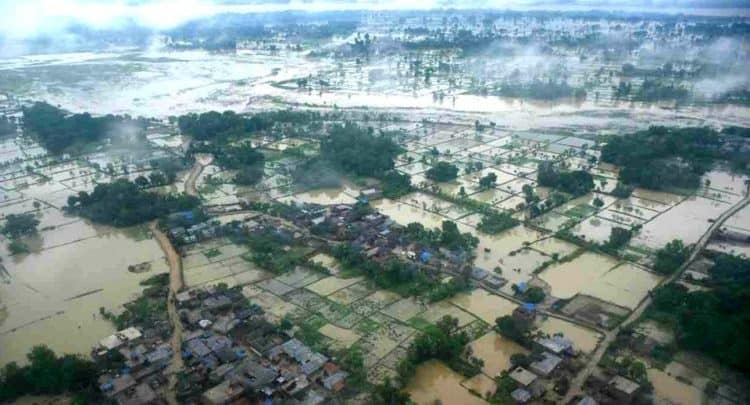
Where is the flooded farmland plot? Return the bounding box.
[405,360,487,405]
[1,5,750,405]
[0,223,169,364]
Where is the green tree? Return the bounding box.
[371,377,411,405]
[653,239,690,274]
[478,172,497,189]
[425,162,459,182]
[524,287,546,303]
[2,213,39,238]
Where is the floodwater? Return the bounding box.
[371,198,447,229]
[449,289,517,324]
[469,225,545,271]
[469,331,528,377]
[586,263,661,309]
[405,360,487,405]
[0,222,169,365]
[541,254,660,309]
[279,187,358,205]
[648,367,704,405]
[632,196,731,250]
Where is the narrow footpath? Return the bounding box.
[562,189,750,403]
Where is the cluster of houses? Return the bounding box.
[504,305,645,405]
[502,306,580,404]
[94,327,172,405]
[174,287,348,404]
[168,212,222,245]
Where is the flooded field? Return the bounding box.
[632,196,730,250]
[538,252,660,309]
[371,198,448,229]
[449,289,517,324]
[1,7,749,403]
[0,223,168,364]
[469,331,528,377]
[405,360,486,405]
[648,367,704,405]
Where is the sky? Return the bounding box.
[0,0,748,40]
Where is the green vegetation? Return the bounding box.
[191,142,266,185]
[477,211,519,234]
[404,220,479,252]
[478,172,497,189]
[495,315,532,348]
[633,79,689,103]
[537,161,594,196]
[339,344,367,390]
[245,229,307,274]
[22,102,146,154]
[487,79,587,100]
[2,213,39,239]
[603,226,633,252]
[204,248,221,258]
[0,345,99,403]
[0,115,15,136]
[425,161,459,182]
[178,110,269,141]
[601,126,742,190]
[380,170,413,198]
[370,377,411,405]
[2,213,40,254]
[648,254,750,372]
[66,179,200,227]
[320,122,403,177]
[395,316,483,386]
[653,239,690,274]
[8,239,30,255]
[521,286,546,303]
[101,273,169,330]
[611,183,633,198]
[331,243,433,296]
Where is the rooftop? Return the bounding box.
[609,375,640,395]
[509,367,537,387]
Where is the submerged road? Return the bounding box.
[563,188,750,403]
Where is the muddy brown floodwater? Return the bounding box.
[405,360,487,405]
[0,223,168,365]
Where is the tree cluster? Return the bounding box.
[425,161,459,182]
[380,170,413,198]
[601,126,723,190]
[405,220,479,252]
[537,161,594,196]
[653,239,690,274]
[393,316,483,390]
[0,345,99,403]
[66,179,200,227]
[476,211,520,234]
[320,122,403,177]
[2,213,39,239]
[648,254,750,372]
[22,102,147,154]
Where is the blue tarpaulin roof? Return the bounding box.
[420,251,431,262]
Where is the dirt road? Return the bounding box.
[562,190,750,403]
[149,221,184,405]
[185,153,213,197]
